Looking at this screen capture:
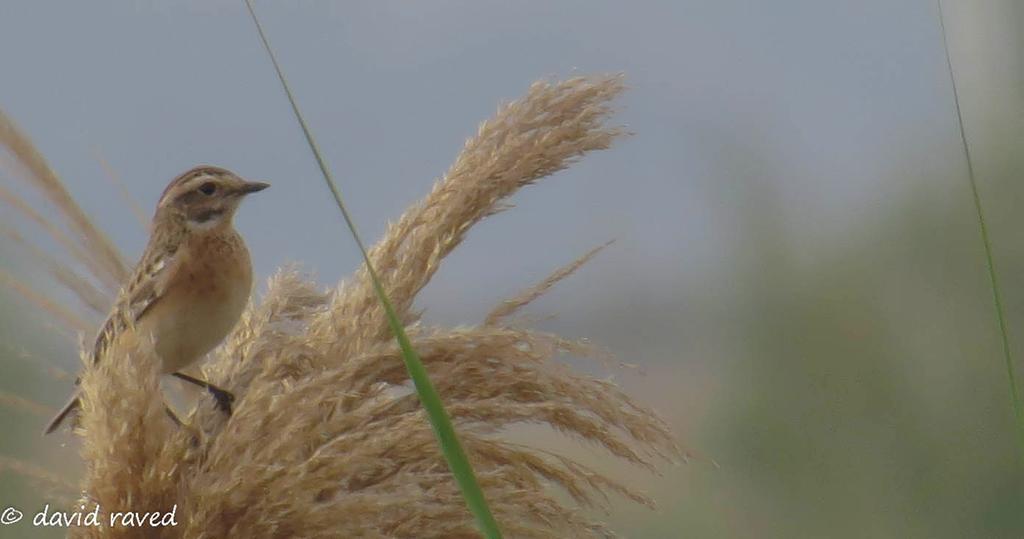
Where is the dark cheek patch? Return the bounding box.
[191,208,225,223]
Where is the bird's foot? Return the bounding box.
[208,385,235,415]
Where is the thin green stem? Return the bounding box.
[936,0,1024,456]
[242,1,503,536]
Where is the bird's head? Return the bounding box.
[156,166,269,230]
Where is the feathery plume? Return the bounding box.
[4,75,681,538]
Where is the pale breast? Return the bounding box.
[143,231,253,373]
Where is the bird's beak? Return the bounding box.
[238,181,270,195]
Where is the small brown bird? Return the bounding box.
[44,165,269,434]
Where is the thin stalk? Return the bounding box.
[936,0,1024,456]
[242,1,504,536]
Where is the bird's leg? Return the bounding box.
[164,405,203,447]
[164,405,184,426]
[172,372,235,415]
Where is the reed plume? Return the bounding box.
[1,75,682,538]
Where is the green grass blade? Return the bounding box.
[936,0,1024,457]
[242,1,504,536]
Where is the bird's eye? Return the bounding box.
[198,182,217,196]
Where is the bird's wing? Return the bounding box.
[92,244,181,362]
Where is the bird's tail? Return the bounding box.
[43,390,81,435]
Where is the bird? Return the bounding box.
[44,165,269,435]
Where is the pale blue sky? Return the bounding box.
[0,1,966,325]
